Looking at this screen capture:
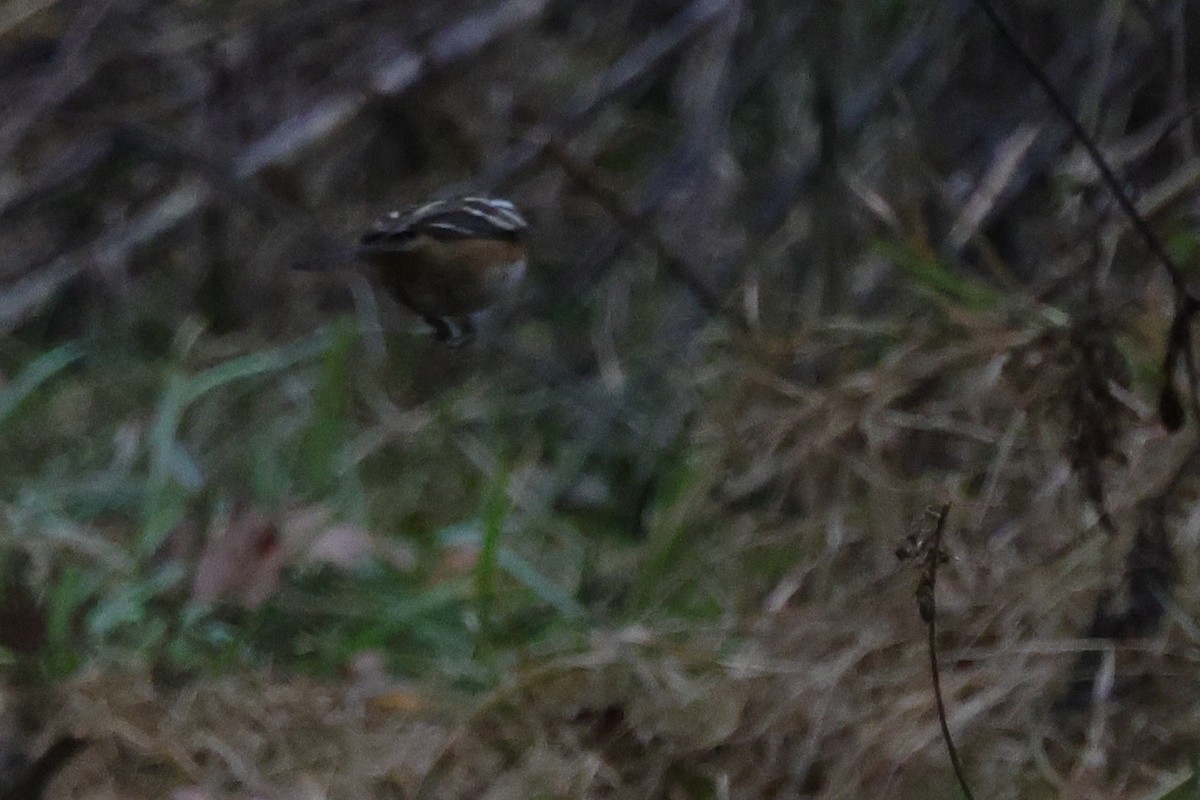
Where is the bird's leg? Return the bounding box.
[446,316,476,348]
[423,315,454,342]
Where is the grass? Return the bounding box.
[3,262,1197,799]
[4,0,1200,794]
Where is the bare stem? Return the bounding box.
[923,503,976,800]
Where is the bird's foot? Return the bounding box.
[425,315,475,347]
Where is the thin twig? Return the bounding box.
[971,0,1200,430]
[897,503,977,800]
[523,0,802,314]
[474,0,735,193]
[0,180,212,332]
[0,0,115,166]
[0,0,551,334]
[544,140,748,331]
[938,11,1154,272]
[551,1,954,324]
[922,504,976,800]
[720,0,975,305]
[971,0,1186,297]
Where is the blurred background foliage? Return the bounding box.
[1,0,1200,798]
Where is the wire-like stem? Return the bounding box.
[923,503,976,800]
[971,0,1186,296]
[971,0,1200,430]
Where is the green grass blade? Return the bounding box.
[0,343,83,426]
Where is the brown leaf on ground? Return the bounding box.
[192,505,392,609]
[280,506,385,571]
[191,510,283,610]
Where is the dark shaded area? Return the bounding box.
[1057,498,1181,713]
[1,0,1189,345]
[0,737,87,800]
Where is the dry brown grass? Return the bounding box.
[12,305,1197,800]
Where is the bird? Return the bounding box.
[352,196,529,344]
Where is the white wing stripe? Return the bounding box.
[373,197,528,236]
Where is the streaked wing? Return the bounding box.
[361,197,527,248]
